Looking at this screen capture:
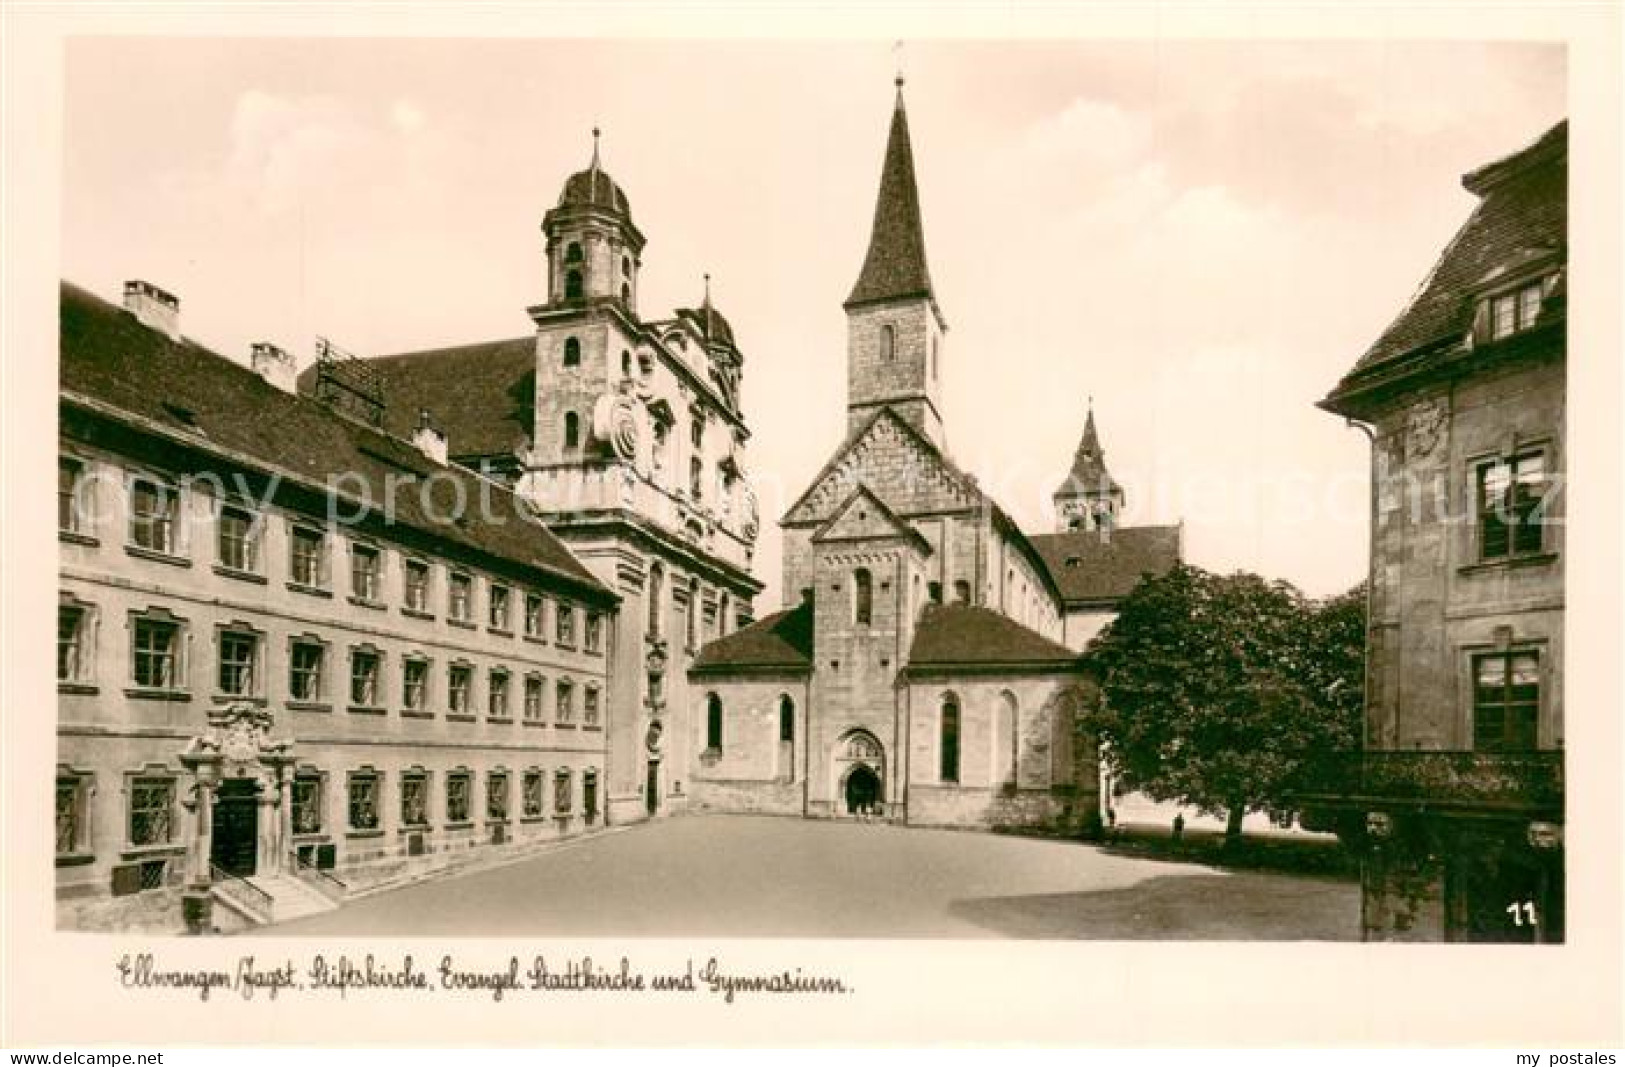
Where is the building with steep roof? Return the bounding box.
[685,81,1105,831]
[1312,120,1566,942]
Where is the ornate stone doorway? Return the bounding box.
[210,778,261,877]
[177,702,296,933]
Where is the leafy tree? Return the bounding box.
[1083,564,1364,842]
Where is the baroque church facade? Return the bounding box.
[349,134,765,828]
[684,81,1181,832]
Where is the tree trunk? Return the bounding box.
[1224,803,1246,844]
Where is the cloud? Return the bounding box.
[220,90,436,217]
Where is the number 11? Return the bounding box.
[1506,901,1539,926]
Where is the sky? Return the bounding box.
[61,37,1566,605]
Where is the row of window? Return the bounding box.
[58,603,600,725]
[56,765,600,857]
[58,457,603,653]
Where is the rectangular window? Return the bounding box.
[400,772,428,828]
[1490,281,1546,340]
[348,772,380,831]
[584,771,599,822]
[449,573,473,622]
[289,640,325,703]
[488,671,510,719]
[349,648,381,708]
[351,544,382,602]
[706,694,723,751]
[522,771,544,818]
[1477,451,1547,560]
[129,479,179,555]
[402,659,428,711]
[290,526,327,588]
[524,594,545,639]
[59,458,85,534]
[584,686,600,727]
[554,771,573,813]
[217,630,258,696]
[446,772,471,824]
[448,665,472,714]
[217,507,260,573]
[291,775,323,835]
[404,560,431,612]
[585,612,603,654]
[1491,292,1518,339]
[1518,283,1543,329]
[556,679,574,724]
[487,772,509,821]
[524,676,545,723]
[58,605,86,683]
[57,777,87,856]
[556,601,575,646]
[689,457,703,500]
[132,617,179,690]
[129,777,175,847]
[489,585,511,631]
[1473,650,1541,752]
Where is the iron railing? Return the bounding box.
[209,863,273,921]
[1292,750,1564,813]
[289,851,349,904]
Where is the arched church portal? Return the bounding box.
[834,730,885,817]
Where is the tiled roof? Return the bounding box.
[296,336,538,463]
[845,87,936,310]
[1333,121,1566,383]
[60,281,610,600]
[1029,525,1183,605]
[907,604,1082,670]
[689,602,814,675]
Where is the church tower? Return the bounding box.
[844,77,948,448]
[1053,402,1124,532]
[541,129,645,311]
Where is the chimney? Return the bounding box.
[412,409,448,465]
[123,280,181,341]
[250,342,298,393]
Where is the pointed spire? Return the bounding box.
[1063,400,1119,494]
[590,126,601,171]
[703,272,714,336]
[845,75,936,310]
[1080,402,1101,458]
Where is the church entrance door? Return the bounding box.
[844,764,881,815]
[210,777,260,877]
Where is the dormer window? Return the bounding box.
[1491,282,1543,339]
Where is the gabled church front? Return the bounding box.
[688,79,1114,832]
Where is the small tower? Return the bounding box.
[541,129,646,313]
[1054,401,1124,532]
[844,75,948,448]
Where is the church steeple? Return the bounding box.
[1054,399,1124,533]
[844,76,948,448]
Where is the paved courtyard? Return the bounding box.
[265,815,1359,940]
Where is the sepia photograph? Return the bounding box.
[4,1,1622,1051]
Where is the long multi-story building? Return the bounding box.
[57,280,618,931]
[1316,120,1566,942]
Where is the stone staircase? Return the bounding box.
[248,874,340,923]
